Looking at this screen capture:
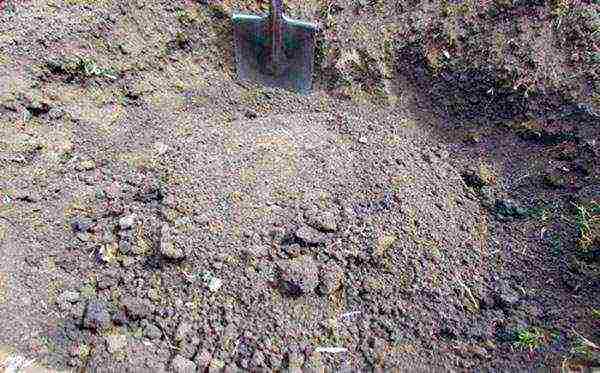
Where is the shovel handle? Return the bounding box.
[270,0,283,75]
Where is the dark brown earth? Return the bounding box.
[0,0,599,372]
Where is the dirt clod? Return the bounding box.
[83,301,111,331]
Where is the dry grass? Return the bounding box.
[574,200,600,252]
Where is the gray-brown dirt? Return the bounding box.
[1,0,599,372]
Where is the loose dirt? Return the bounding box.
[1,0,599,372]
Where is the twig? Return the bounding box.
[456,278,478,311]
[574,330,600,350]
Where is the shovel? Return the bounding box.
[232,0,318,94]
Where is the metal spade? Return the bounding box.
[232,0,317,94]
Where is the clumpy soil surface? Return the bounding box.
[0,0,599,372]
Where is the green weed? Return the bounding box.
[514,327,544,351]
[47,56,116,80]
[573,200,600,251]
[570,333,600,363]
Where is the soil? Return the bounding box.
[0,0,599,372]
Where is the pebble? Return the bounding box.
[171,355,197,373]
[105,334,128,354]
[59,290,80,303]
[154,141,170,156]
[241,245,269,260]
[14,190,41,203]
[118,239,132,255]
[495,286,520,308]
[144,323,163,340]
[495,198,528,219]
[77,160,96,171]
[76,232,91,242]
[207,276,222,292]
[119,214,137,230]
[160,224,185,259]
[304,209,338,232]
[71,218,93,232]
[193,214,210,226]
[295,226,325,245]
[48,107,64,120]
[121,296,153,320]
[277,256,319,297]
[83,301,111,331]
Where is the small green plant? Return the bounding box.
[514,327,544,351]
[47,55,116,80]
[573,200,600,251]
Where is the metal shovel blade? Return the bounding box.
[232,4,317,94]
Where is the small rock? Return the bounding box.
[121,296,153,320]
[241,245,269,260]
[14,190,41,203]
[118,238,132,255]
[144,323,163,340]
[304,209,338,232]
[59,290,80,303]
[98,242,118,263]
[119,214,137,230]
[277,256,319,297]
[100,230,117,244]
[495,199,528,219]
[159,224,185,259]
[295,226,325,245]
[174,217,191,228]
[207,277,222,292]
[71,218,93,233]
[171,355,197,373]
[76,232,92,242]
[76,160,96,171]
[83,301,111,330]
[154,141,169,156]
[97,273,119,290]
[48,107,64,120]
[194,214,210,226]
[479,186,496,208]
[105,334,128,354]
[495,286,520,308]
[245,109,258,119]
[358,136,368,144]
[269,227,287,244]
